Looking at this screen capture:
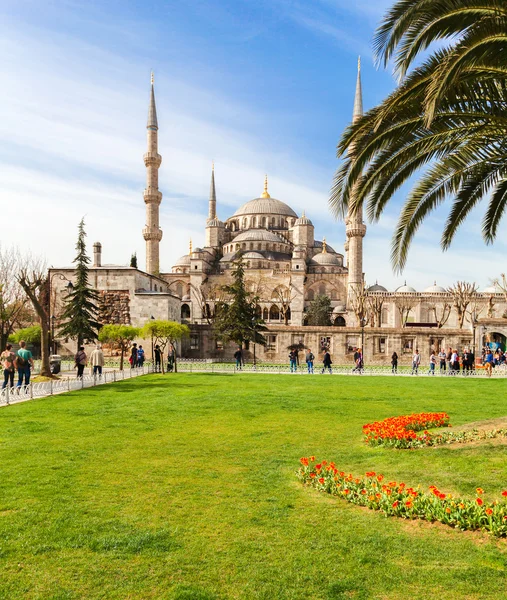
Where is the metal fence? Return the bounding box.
[0,365,154,407]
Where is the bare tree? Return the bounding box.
[428,302,452,328]
[191,281,225,325]
[394,295,416,327]
[349,282,369,326]
[448,281,479,329]
[272,280,298,325]
[17,256,52,377]
[367,294,384,328]
[0,246,30,349]
[466,297,485,326]
[492,273,507,307]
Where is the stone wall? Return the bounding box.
[98,290,131,324]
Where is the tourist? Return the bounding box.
[154,345,161,372]
[429,352,437,375]
[1,343,16,389]
[462,349,471,373]
[74,346,87,379]
[484,349,494,377]
[90,344,104,377]
[167,344,175,373]
[438,348,446,372]
[234,347,243,370]
[16,340,34,387]
[446,347,453,372]
[391,351,398,374]
[137,345,145,366]
[130,343,138,368]
[411,349,420,375]
[451,349,460,373]
[321,349,332,374]
[305,348,314,374]
[289,349,297,373]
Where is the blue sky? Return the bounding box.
[0,0,502,290]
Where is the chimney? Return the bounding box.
[93,242,102,268]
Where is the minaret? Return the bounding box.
[142,72,163,274]
[346,57,367,303]
[208,162,217,220]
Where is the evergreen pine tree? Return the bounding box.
[130,253,138,268]
[59,218,101,349]
[213,259,266,348]
[306,295,332,326]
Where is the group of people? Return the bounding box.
[153,344,176,372]
[290,348,333,374]
[74,345,105,377]
[391,347,477,376]
[1,341,34,389]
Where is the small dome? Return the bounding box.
[174,254,190,266]
[314,240,336,254]
[220,252,237,262]
[233,197,298,218]
[193,247,203,253]
[295,212,313,226]
[424,282,446,293]
[395,282,417,293]
[233,229,287,243]
[207,217,224,227]
[182,295,191,301]
[483,284,502,294]
[333,304,346,313]
[311,252,341,266]
[368,283,388,292]
[242,251,264,259]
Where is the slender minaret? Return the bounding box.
[346,57,367,303]
[143,72,163,274]
[208,162,217,220]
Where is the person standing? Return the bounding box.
[321,349,332,374]
[137,345,145,367]
[289,350,297,373]
[451,349,459,373]
[484,349,494,377]
[90,344,104,377]
[16,340,34,387]
[167,344,175,373]
[234,347,243,370]
[446,347,453,372]
[1,343,16,389]
[411,349,421,375]
[429,352,437,375]
[438,348,447,373]
[305,348,314,374]
[130,343,138,368]
[391,351,398,374]
[154,345,161,372]
[74,346,87,379]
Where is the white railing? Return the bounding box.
[0,365,154,407]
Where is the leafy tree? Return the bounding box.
[330,0,507,272]
[213,259,266,349]
[306,295,332,326]
[142,320,189,373]
[98,324,140,370]
[9,325,42,345]
[0,246,29,350]
[59,219,100,348]
[130,253,138,268]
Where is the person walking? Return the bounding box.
[305,348,314,374]
[438,348,446,373]
[74,346,87,379]
[1,343,16,389]
[90,344,104,377]
[137,345,145,367]
[154,345,161,372]
[130,343,138,368]
[321,349,332,374]
[411,349,421,375]
[16,340,34,387]
[391,351,398,374]
[484,349,494,377]
[429,352,437,375]
[289,349,297,373]
[234,347,243,370]
[446,347,453,372]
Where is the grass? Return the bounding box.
[0,373,506,599]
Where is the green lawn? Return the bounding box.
[1,374,506,600]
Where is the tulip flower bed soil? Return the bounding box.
[1,373,507,599]
[298,457,507,537]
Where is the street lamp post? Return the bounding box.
[51,315,56,354]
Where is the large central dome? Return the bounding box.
[233,197,298,218]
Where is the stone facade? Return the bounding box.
[98,290,131,325]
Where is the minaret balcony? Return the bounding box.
[143,152,162,167]
[143,189,163,204]
[143,226,163,242]
[345,223,367,238]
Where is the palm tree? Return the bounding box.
[330,0,507,272]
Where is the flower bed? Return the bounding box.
[363,412,507,449]
[298,457,507,537]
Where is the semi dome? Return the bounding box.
[174,254,190,266]
[395,283,417,293]
[424,282,446,293]
[233,229,286,243]
[368,283,388,292]
[311,252,342,266]
[242,251,264,259]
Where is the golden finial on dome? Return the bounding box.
[302,210,306,218]
[322,237,327,253]
[261,174,270,198]
[189,238,193,254]
[151,71,154,85]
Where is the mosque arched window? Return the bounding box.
[242,243,246,250]
[236,244,240,251]
[243,218,248,229]
[269,305,280,321]
[176,283,183,297]
[257,261,262,269]
[249,243,253,250]
[181,304,191,320]
[255,305,262,318]
[266,244,271,251]
[330,288,338,300]
[319,284,326,296]
[286,307,291,322]
[271,217,276,227]
[252,217,257,228]
[275,263,280,269]
[334,316,346,327]
[263,307,269,321]
[262,217,267,228]
[307,289,315,301]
